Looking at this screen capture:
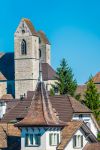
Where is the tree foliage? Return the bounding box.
[84,77,100,120]
[55,58,77,96]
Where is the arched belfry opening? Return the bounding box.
[39,49,41,58]
[21,39,27,55]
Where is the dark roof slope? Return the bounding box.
[42,63,57,81]
[0,52,14,80]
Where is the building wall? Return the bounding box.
[44,80,57,91]
[72,114,98,137]
[14,20,39,98]
[64,129,88,150]
[21,127,61,150]
[39,43,51,65]
[0,82,7,98]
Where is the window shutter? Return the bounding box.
[37,134,41,146]
[30,134,33,145]
[73,135,76,148]
[49,134,52,146]
[25,134,28,146]
[81,136,83,147]
[57,134,59,144]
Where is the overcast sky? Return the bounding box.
[0,0,100,84]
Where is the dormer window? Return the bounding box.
[21,39,27,55]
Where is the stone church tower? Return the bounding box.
[14,19,40,98]
[14,18,51,98]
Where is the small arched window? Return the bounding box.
[39,49,41,58]
[21,39,27,55]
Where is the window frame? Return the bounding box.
[73,135,83,148]
[25,133,41,147]
[49,133,59,146]
[21,39,27,55]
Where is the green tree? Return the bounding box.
[50,88,55,96]
[55,58,77,96]
[84,77,100,120]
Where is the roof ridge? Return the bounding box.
[67,95,74,112]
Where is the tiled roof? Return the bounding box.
[15,82,65,127]
[0,123,21,150]
[1,89,91,124]
[83,143,100,150]
[0,125,7,148]
[57,121,83,150]
[22,18,38,36]
[1,94,13,100]
[50,95,73,122]
[92,72,100,83]
[38,30,50,44]
[42,63,57,81]
[1,98,31,123]
[69,95,92,113]
[0,72,6,80]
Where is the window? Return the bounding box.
[0,102,6,106]
[25,134,40,147]
[39,49,41,58]
[54,87,59,95]
[49,133,59,146]
[21,39,27,55]
[86,122,91,128]
[73,135,83,148]
[22,29,25,34]
[79,114,83,119]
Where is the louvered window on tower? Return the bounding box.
[21,39,27,55]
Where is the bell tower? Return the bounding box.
[14,18,39,98]
[38,31,51,65]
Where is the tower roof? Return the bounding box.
[92,72,100,84]
[38,30,50,44]
[22,18,38,36]
[15,82,65,127]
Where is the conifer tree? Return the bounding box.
[55,58,77,96]
[84,77,100,120]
